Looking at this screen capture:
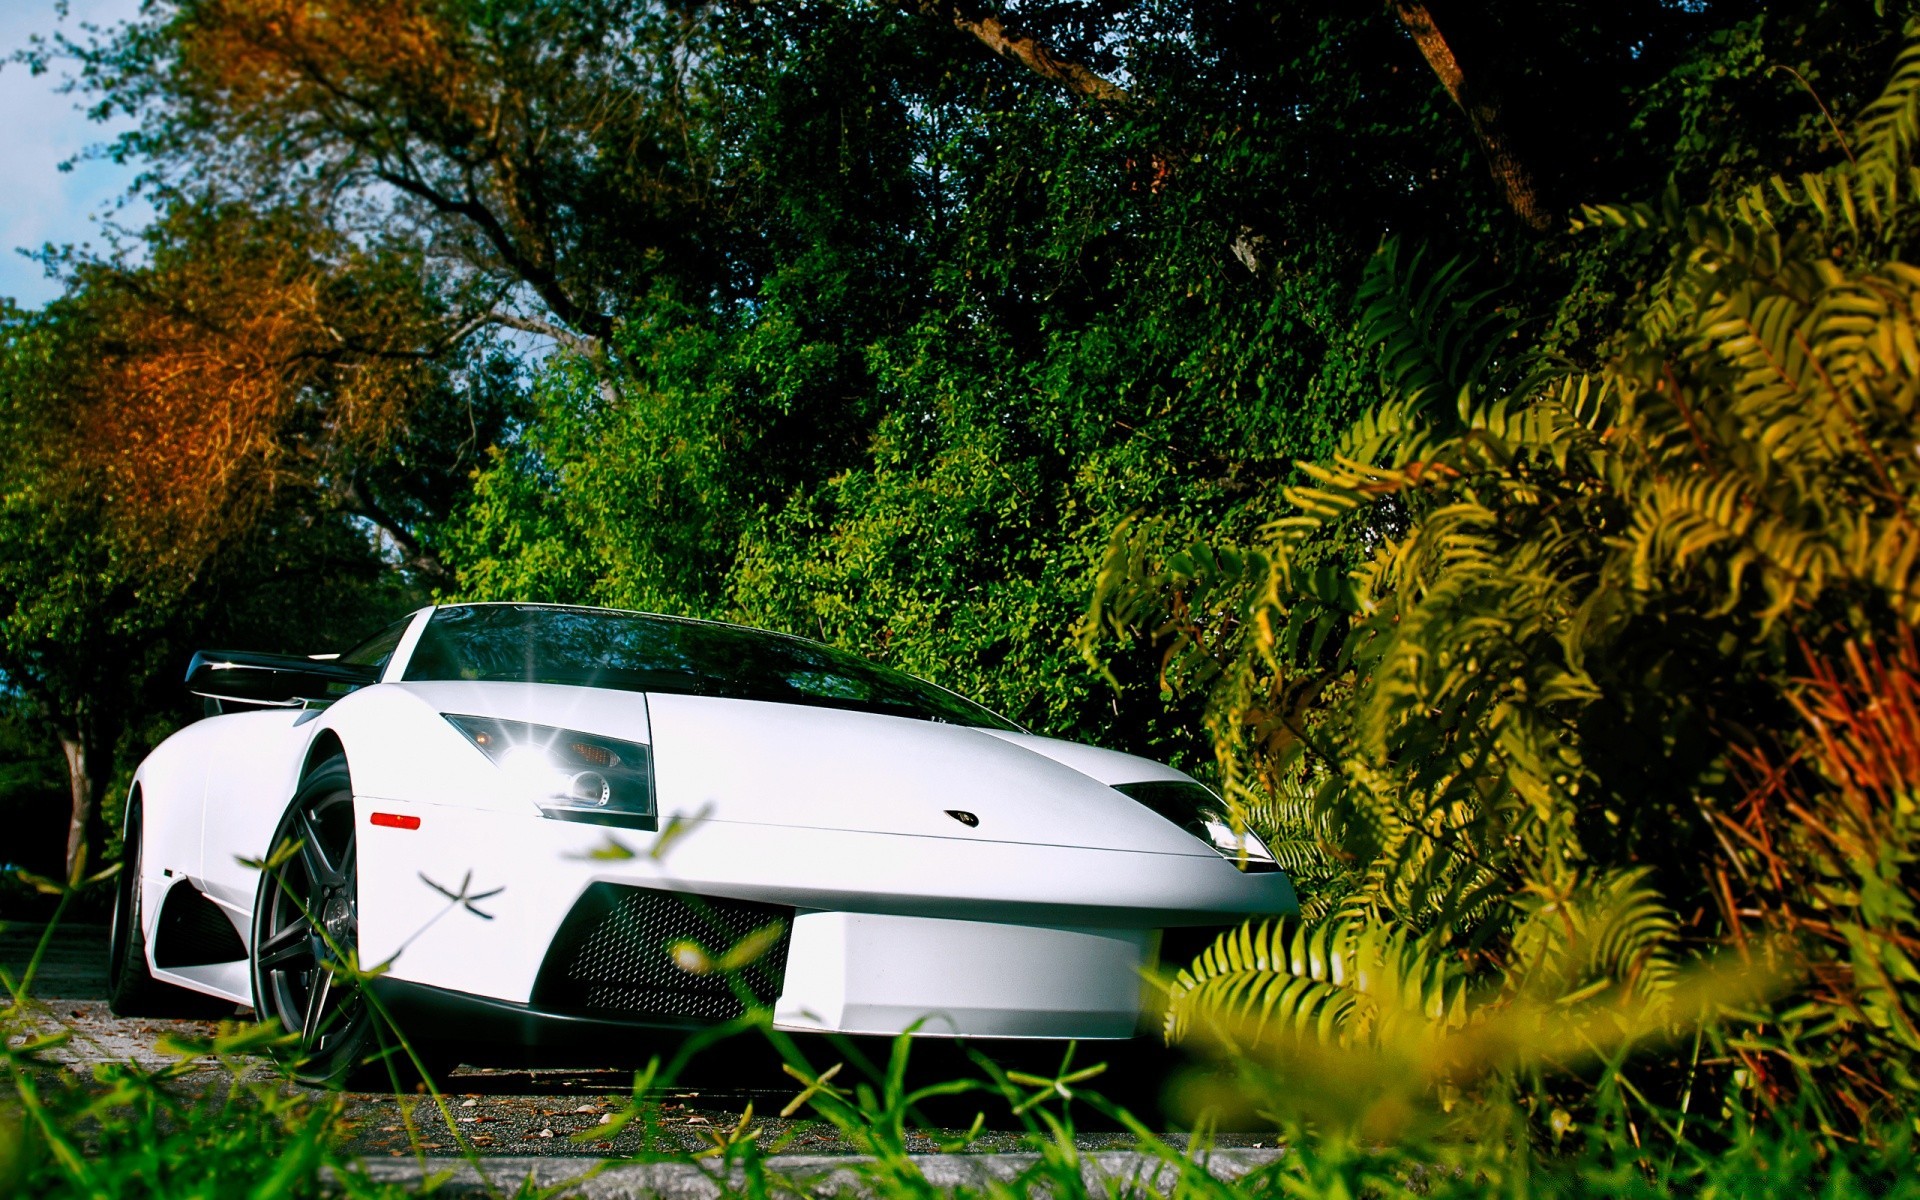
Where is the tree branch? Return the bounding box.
[1390,1,1551,231]
[333,475,453,585]
[373,167,615,342]
[907,1,1129,103]
[487,311,603,358]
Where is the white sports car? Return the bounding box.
[108,603,1296,1084]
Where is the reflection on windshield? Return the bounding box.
[402,605,1020,730]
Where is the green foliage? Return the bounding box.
[22,0,1913,834]
[1241,1089,1920,1200]
[439,0,1920,780]
[1164,916,1469,1050]
[1091,17,1920,1131]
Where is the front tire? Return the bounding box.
[250,754,445,1089]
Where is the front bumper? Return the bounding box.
[354,799,1291,1040]
[774,910,1151,1039]
[386,879,1154,1041]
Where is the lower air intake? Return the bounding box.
[531,884,793,1022]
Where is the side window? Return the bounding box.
[337,616,415,672]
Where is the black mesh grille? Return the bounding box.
[531,884,793,1022]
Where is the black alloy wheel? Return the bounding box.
[250,754,382,1087]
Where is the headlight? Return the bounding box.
[444,714,657,830]
[1112,780,1280,873]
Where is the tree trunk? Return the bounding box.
[907,1,1128,103]
[1390,1,1552,231]
[58,720,108,882]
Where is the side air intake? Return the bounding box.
[152,881,248,968]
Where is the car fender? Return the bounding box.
[191,686,577,939]
[193,708,352,916]
[309,683,544,816]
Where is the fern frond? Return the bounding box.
[1164,915,1469,1050]
[1510,869,1681,1006]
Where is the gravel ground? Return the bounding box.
[2,920,1269,1162]
[345,1149,1290,1198]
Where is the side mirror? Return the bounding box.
[185,650,380,708]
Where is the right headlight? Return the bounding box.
[444,714,657,830]
[1112,780,1280,873]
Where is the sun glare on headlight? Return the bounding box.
[444,714,657,829]
[498,744,557,784]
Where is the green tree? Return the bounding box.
[0,197,509,875]
[436,1,1907,763]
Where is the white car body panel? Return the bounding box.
[974,729,1191,787]
[133,721,212,886]
[774,913,1151,1038]
[196,709,326,914]
[157,958,252,1001]
[125,603,1298,1046]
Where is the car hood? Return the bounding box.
[392,681,1213,857]
[644,692,1213,856]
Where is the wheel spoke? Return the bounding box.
[300,965,333,1046]
[257,916,316,972]
[296,807,343,887]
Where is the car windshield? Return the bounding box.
[401,604,1021,730]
